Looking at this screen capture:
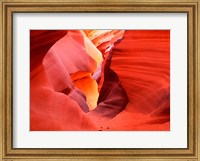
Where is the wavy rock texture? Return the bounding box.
[30,30,170,131]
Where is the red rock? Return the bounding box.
[30,30,170,131]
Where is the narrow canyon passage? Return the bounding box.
[30,30,170,131]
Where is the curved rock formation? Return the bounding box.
[30,29,170,131]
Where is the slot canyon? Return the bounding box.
[30,30,170,131]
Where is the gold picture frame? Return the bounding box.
[0,0,200,160]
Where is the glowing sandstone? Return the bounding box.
[30,29,170,131]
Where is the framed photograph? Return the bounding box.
[0,0,199,160]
